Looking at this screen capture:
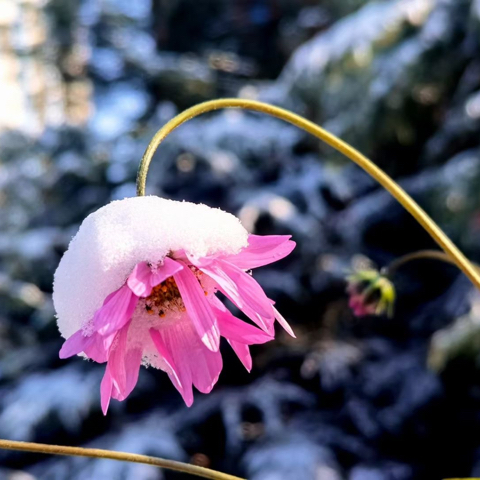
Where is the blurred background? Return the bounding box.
[1,0,480,478]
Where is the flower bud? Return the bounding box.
[346,269,396,318]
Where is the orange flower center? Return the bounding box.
[144,267,207,317]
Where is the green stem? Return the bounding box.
[382,250,479,277]
[0,439,245,480]
[136,98,480,292]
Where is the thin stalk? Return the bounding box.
[136,98,480,291]
[382,250,480,277]
[0,439,245,480]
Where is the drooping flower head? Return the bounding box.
[346,269,396,318]
[54,196,295,414]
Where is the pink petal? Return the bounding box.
[100,368,113,415]
[272,306,296,338]
[212,260,273,317]
[127,262,154,297]
[127,258,184,297]
[157,320,222,402]
[59,329,111,363]
[222,234,295,270]
[111,347,142,401]
[200,259,275,334]
[83,332,111,363]
[150,257,184,287]
[59,329,92,359]
[228,340,252,371]
[173,262,220,352]
[153,324,194,406]
[94,285,138,336]
[125,348,142,397]
[210,297,273,345]
[150,328,185,396]
[106,324,130,395]
[190,343,222,394]
[101,323,141,412]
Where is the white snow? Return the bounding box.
[53,196,248,339]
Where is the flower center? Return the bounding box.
[143,266,207,317]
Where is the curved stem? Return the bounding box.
[0,439,245,480]
[383,250,480,277]
[136,98,480,291]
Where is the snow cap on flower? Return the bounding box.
[54,196,248,341]
[54,196,295,413]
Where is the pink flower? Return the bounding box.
[54,197,295,413]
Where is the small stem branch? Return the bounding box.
[383,250,479,277]
[0,439,245,480]
[136,98,480,291]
